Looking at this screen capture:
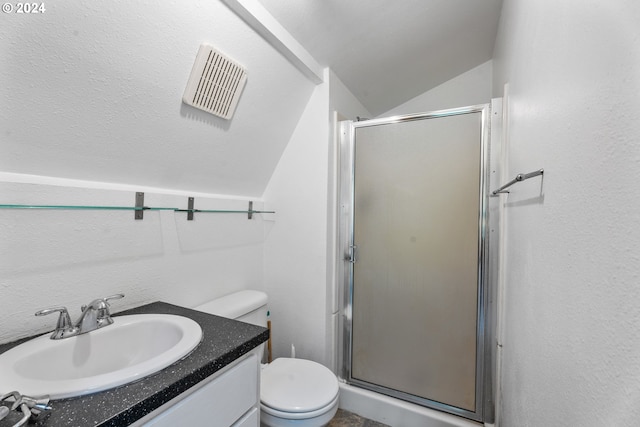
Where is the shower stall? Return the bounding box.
[338,105,494,423]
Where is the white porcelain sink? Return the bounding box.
[0,314,202,399]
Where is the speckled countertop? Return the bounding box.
[0,301,269,426]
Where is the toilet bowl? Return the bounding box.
[260,358,339,427]
[194,291,340,427]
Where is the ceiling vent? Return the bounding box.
[182,44,247,120]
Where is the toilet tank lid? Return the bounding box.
[195,290,267,319]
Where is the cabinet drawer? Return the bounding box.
[232,407,258,427]
[143,353,258,427]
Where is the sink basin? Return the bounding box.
[0,314,202,399]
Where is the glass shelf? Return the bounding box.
[0,204,274,214]
[0,190,274,221]
[174,208,274,214]
[0,204,170,211]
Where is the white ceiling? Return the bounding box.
[260,0,504,116]
[1,0,504,198]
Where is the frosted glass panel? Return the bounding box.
[351,113,481,411]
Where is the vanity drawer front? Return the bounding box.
[143,353,258,427]
[232,407,258,427]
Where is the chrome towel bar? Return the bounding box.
[491,169,544,195]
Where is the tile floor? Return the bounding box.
[328,409,391,427]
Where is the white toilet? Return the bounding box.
[195,291,339,427]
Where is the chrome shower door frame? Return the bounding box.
[338,104,492,423]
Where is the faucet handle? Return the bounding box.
[80,294,125,329]
[35,306,72,327]
[35,306,75,339]
[98,294,124,318]
[103,294,125,304]
[81,294,125,312]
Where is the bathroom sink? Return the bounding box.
[0,314,202,399]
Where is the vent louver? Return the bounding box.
[182,44,247,120]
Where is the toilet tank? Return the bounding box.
[194,290,268,327]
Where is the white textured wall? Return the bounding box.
[0,0,314,196]
[262,70,331,365]
[381,61,493,117]
[493,1,640,425]
[262,69,369,368]
[0,1,315,344]
[0,175,266,344]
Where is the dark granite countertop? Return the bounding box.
[0,301,269,426]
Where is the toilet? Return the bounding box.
[195,291,339,427]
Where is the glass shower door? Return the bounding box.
[344,106,489,421]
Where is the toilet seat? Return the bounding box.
[261,394,338,420]
[260,358,339,415]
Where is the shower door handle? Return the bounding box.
[345,244,358,263]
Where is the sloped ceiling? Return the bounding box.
[0,0,314,197]
[1,0,503,197]
[259,0,503,116]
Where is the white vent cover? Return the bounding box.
[182,44,247,120]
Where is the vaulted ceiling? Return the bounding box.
[1,1,504,197]
[260,0,503,116]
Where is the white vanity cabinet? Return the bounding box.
[132,352,260,427]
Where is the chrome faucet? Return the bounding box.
[35,294,124,340]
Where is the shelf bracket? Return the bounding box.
[135,192,144,220]
[188,197,195,221]
[248,201,253,220]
